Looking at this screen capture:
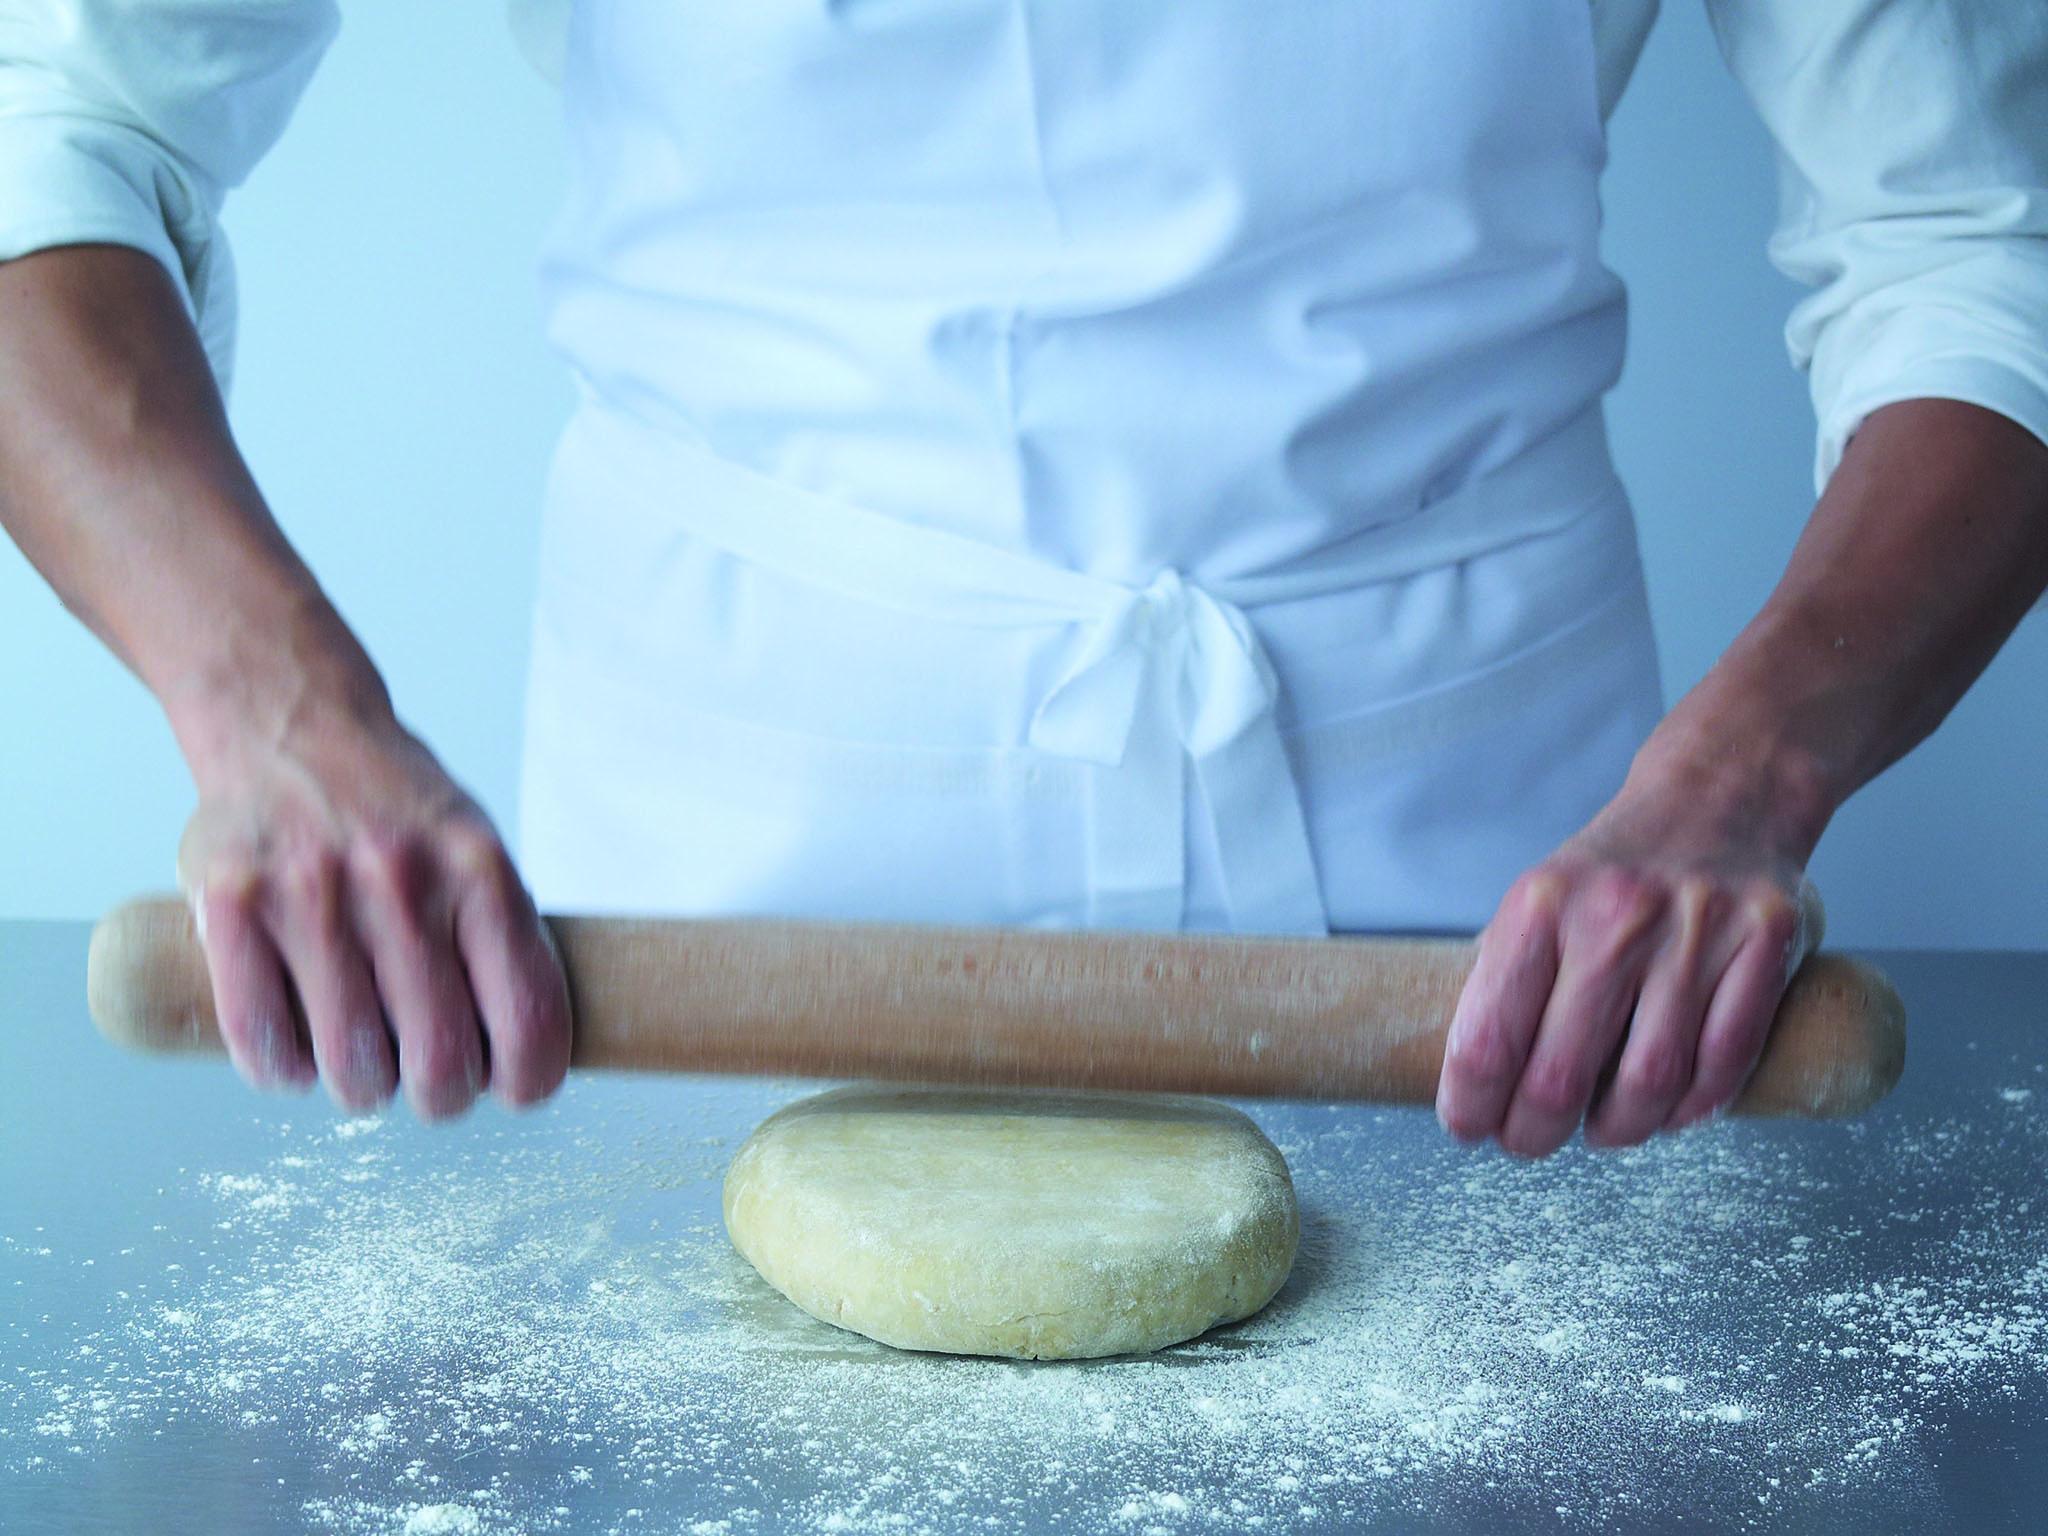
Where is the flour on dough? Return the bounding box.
[722,1084,1299,1360]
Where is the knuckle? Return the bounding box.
[1697,1026,1766,1086]
[493,997,572,1108]
[1517,1056,1590,1120]
[1502,870,1567,930]
[1618,1043,1690,1101]
[1745,887,1800,950]
[277,843,342,908]
[203,863,264,921]
[483,1015,540,1087]
[1445,1022,1517,1085]
[412,1031,468,1088]
[231,1011,299,1087]
[350,831,429,910]
[332,1025,396,1110]
[1582,867,1664,936]
[441,818,510,886]
[216,1002,266,1055]
[402,1024,481,1116]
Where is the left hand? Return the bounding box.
[1433,395,2048,1157]
[1433,769,1824,1157]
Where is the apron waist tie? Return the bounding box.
[559,396,1627,936]
[1028,567,1322,933]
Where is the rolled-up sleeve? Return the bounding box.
[1704,1,2048,498]
[0,0,339,397]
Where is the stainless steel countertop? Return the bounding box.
[3,921,2044,1535]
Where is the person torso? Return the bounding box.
[517,0,1665,934]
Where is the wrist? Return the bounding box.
[1623,625,1847,866]
[157,584,396,790]
[1621,724,1837,867]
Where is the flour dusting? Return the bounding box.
[5,1077,2046,1532]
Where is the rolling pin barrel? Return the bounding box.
[86,894,1905,1118]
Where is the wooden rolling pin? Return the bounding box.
[85,893,1905,1117]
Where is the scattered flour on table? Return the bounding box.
[402,1505,482,1535]
[4,1080,2046,1533]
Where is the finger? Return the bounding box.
[351,838,484,1122]
[445,827,572,1110]
[1793,874,1826,952]
[1584,881,1723,1148]
[1436,873,1564,1144]
[1498,873,1664,1158]
[196,873,315,1092]
[267,848,397,1114]
[1664,889,1803,1129]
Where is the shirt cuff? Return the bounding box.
[0,113,235,394]
[1809,290,2048,621]
[1815,353,2048,493]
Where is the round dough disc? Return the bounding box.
[722,1084,1299,1360]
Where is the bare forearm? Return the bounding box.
[0,243,567,1115]
[0,243,389,777]
[1629,397,2048,857]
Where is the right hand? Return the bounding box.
[174,691,571,1120]
[0,245,568,1119]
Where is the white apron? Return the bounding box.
[517,0,1666,936]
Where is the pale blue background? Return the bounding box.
[2,4,2042,945]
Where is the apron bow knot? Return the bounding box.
[1027,567,1280,767]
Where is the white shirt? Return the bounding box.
[3,0,2044,497]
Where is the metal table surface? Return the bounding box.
[3,921,2044,1535]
